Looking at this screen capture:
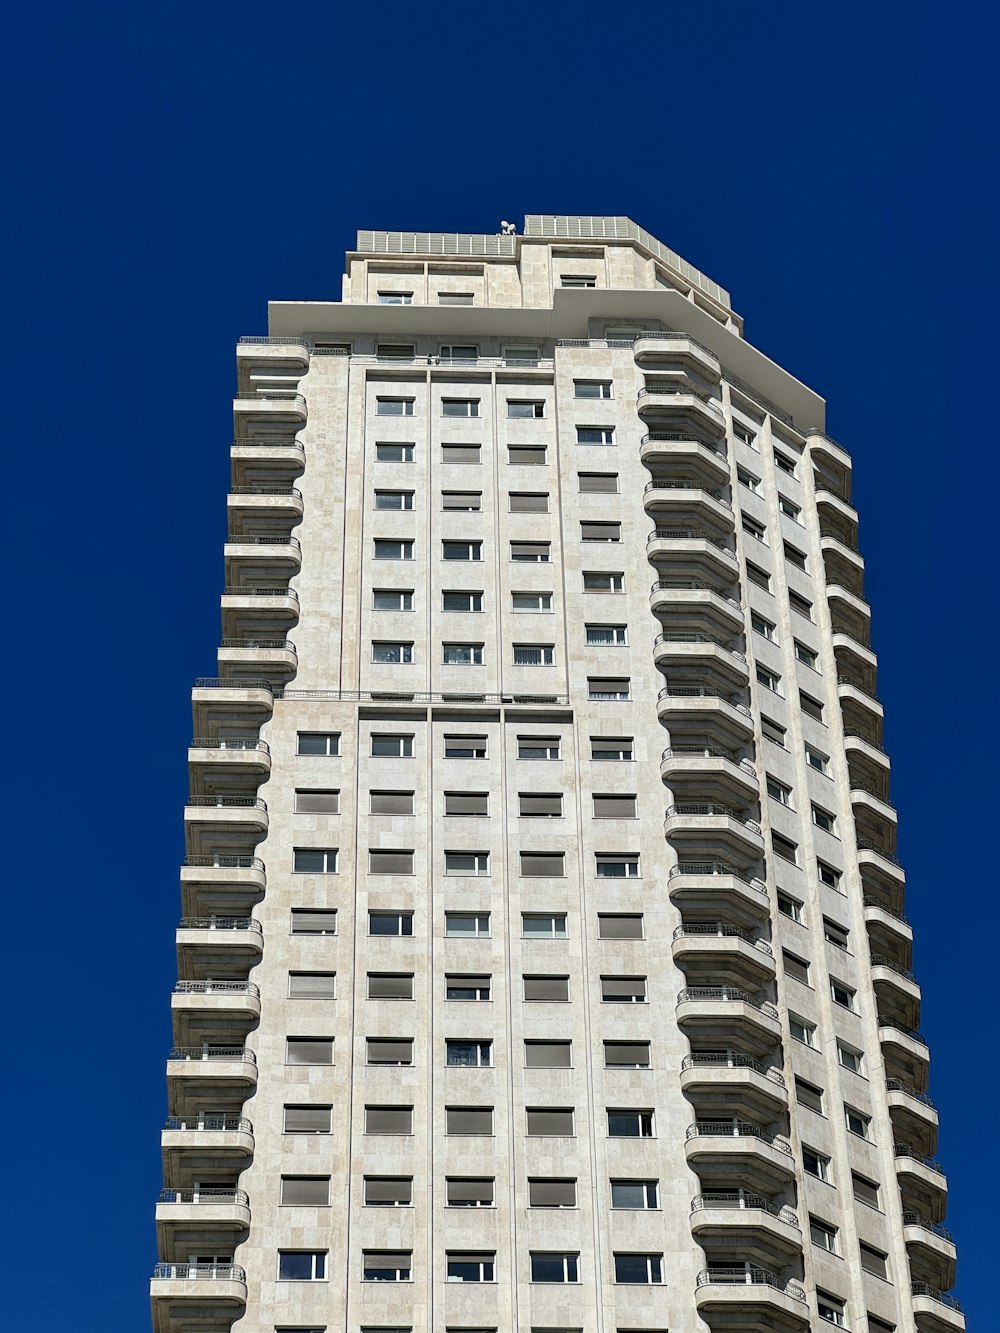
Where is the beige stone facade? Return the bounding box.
[152,217,961,1333]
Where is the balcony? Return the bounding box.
[232,388,307,426]
[653,634,749,688]
[166,1048,257,1116]
[668,862,769,926]
[911,1285,965,1333]
[685,1123,795,1191]
[821,535,864,595]
[184,794,268,838]
[661,747,758,804]
[640,435,729,486]
[679,1052,786,1119]
[672,924,774,980]
[646,527,738,578]
[226,483,304,524]
[236,336,309,385]
[188,738,271,779]
[879,1020,930,1089]
[815,486,858,546]
[690,1194,801,1259]
[150,1262,247,1333]
[171,979,262,1022]
[161,1115,255,1175]
[806,430,852,488]
[657,688,754,748]
[895,1145,948,1222]
[220,586,300,638]
[637,388,726,435]
[887,1080,938,1158]
[843,728,890,789]
[676,987,781,1049]
[224,532,302,574]
[664,805,764,861]
[856,843,905,907]
[650,579,743,635]
[633,332,722,380]
[176,917,263,977]
[191,679,275,735]
[180,855,266,905]
[871,953,921,1027]
[695,1268,807,1329]
[864,897,912,959]
[852,787,898,853]
[217,638,298,680]
[903,1217,958,1292]
[156,1187,251,1253]
[230,436,306,488]
[642,480,734,532]
[837,675,883,731]
[832,632,877,691]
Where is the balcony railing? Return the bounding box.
[152,1262,246,1281]
[696,1268,805,1300]
[681,1052,784,1085]
[228,485,303,498]
[233,435,306,448]
[163,1114,253,1133]
[674,922,771,952]
[871,953,917,981]
[902,1213,954,1242]
[181,855,265,872]
[667,805,761,832]
[274,687,570,705]
[190,738,270,754]
[225,534,302,549]
[648,527,737,558]
[644,480,733,508]
[677,987,779,1019]
[669,862,767,892]
[178,916,262,933]
[878,1018,928,1046]
[911,1283,963,1312]
[863,897,909,924]
[638,389,724,413]
[691,1193,799,1226]
[837,674,879,700]
[662,746,757,776]
[651,578,740,603]
[687,1121,791,1153]
[157,1187,249,1205]
[654,633,746,661]
[886,1079,935,1108]
[168,1046,256,1063]
[222,586,299,600]
[233,390,306,407]
[894,1144,945,1174]
[857,841,903,868]
[193,679,274,693]
[219,638,296,651]
[659,688,751,716]
[185,796,267,811]
[173,980,260,998]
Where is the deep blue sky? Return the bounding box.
[3,3,993,1326]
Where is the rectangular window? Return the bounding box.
[444,734,487,759]
[438,291,474,306]
[283,1104,332,1133]
[818,1293,847,1327]
[442,490,482,511]
[503,344,540,365]
[596,854,639,878]
[583,571,624,591]
[377,291,413,304]
[372,734,414,757]
[374,490,414,511]
[803,1147,831,1181]
[442,398,480,417]
[441,442,481,464]
[604,1041,650,1069]
[818,859,842,889]
[512,591,553,611]
[445,851,490,875]
[362,1251,411,1282]
[575,380,613,398]
[607,1109,654,1138]
[522,913,567,939]
[442,590,484,612]
[523,974,570,1001]
[561,273,596,287]
[772,832,798,864]
[376,398,414,416]
[526,1107,574,1135]
[446,974,491,1001]
[775,451,797,477]
[852,1172,881,1208]
[286,1037,334,1065]
[525,1040,572,1068]
[446,1177,494,1206]
[613,1253,663,1285]
[591,736,633,761]
[518,736,560,759]
[812,804,836,833]
[368,849,414,875]
[373,589,413,611]
[509,491,549,513]
[806,744,830,773]
[291,909,337,935]
[581,521,621,542]
[513,644,554,666]
[588,677,630,700]
[824,918,850,950]
[795,640,819,668]
[364,1105,413,1133]
[367,973,414,1000]
[370,790,415,816]
[439,344,478,362]
[766,775,792,805]
[586,624,627,646]
[278,1251,327,1281]
[520,851,566,877]
[779,494,801,520]
[598,913,643,939]
[782,951,810,985]
[511,540,550,562]
[810,1217,839,1254]
[576,426,615,444]
[733,420,757,447]
[507,399,545,418]
[579,471,619,493]
[601,976,647,1003]
[446,1040,492,1068]
[756,664,781,693]
[845,1107,871,1139]
[445,917,493,938]
[376,442,415,462]
[446,1106,493,1135]
[368,910,413,936]
[288,972,336,999]
[443,642,484,665]
[795,1077,824,1113]
[294,789,340,814]
[789,1014,817,1047]
[789,590,814,620]
[372,641,413,664]
[784,541,807,570]
[378,346,416,363]
[777,893,802,923]
[743,515,767,543]
[519,792,562,818]
[297,732,340,756]
[737,466,761,493]
[746,561,771,591]
[445,791,489,816]
[530,1252,579,1283]
[293,848,338,873]
[364,1176,412,1206]
[860,1245,889,1280]
[374,539,414,561]
[831,979,856,1011]
[593,794,637,818]
[838,1041,864,1073]
[443,540,483,561]
[611,1179,659,1209]
[528,1178,577,1207]
[508,444,547,465]
[280,1176,331,1206]
[761,715,786,747]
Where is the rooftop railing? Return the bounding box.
[667,805,761,832]
[219,638,296,651]
[687,1121,791,1153]
[228,484,302,498]
[677,987,779,1019]
[629,330,721,360]
[275,687,570,706]
[662,746,757,777]
[681,1051,783,1083]
[696,1268,805,1300]
[232,435,305,449]
[691,1193,798,1226]
[221,586,299,600]
[233,390,306,407]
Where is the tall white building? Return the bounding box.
[151,216,962,1333]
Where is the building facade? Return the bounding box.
[151,216,962,1333]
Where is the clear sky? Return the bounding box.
[3,2,993,1327]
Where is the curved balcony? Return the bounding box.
[646,527,738,578]
[690,1194,801,1258]
[231,435,306,485]
[156,1187,251,1253]
[649,580,743,636]
[895,1146,948,1222]
[853,786,897,850]
[815,486,858,545]
[220,586,300,636]
[151,1262,247,1333]
[864,897,912,956]
[653,634,749,688]
[226,483,304,523]
[903,1218,958,1292]
[664,805,764,862]
[887,1080,938,1158]
[217,637,298,680]
[676,987,781,1049]
[878,1020,930,1088]
[176,918,263,976]
[657,688,754,747]
[668,862,769,926]
[827,582,871,637]
[191,679,275,735]
[661,747,758,804]
[871,953,921,1027]
[685,1122,795,1190]
[821,535,864,595]
[171,979,262,1023]
[236,335,309,376]
[672,923,774,979]
[185,794,268,836]
[640,435,729,486]
[911,1285,965,1332]
[642,480,734,532]
[832,632,877,690]
[806,430,852,483]
[695,1268,807,1329]
[856,848,905,913]
[161,1115,255,1173]
[232,388,306,425]
[180,855,266,905]
[633,332,721,379]
[166,1047,258,1108]
[680,1052,786,1118]
[637,389,726,435]
[188,737,271,779]
[838,678,884,744]
[224,533,302,574]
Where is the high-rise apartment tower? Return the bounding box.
[152,216,962,1333]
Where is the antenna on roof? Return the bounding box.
[499,220,517,236]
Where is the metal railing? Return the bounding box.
[894,1144,945,1174]
[228,484,302,498]
[667,805,761,832]
[222,586,299,600]
[232,435,305,449]
[911,1283,962,1311]
[856,839,903,867]
[233,390,306,407]
[167,1046,256,1063]
[219,638,296,651]
[239,335,311,349]
[630,330,721,361]
[226,534,302,549]
[902,1214,954,1242]
[871,953,917,982]
[193,678,274,692]
[681,1052,784,1083]
[644,480,732,509]
[851,782,895,810]
[886,1079,936,1109]
[163,1114,253,1133]
[178,916,261,933]
[152,1262,247,1282]
[837,674,880,701]
[190,738,269,753]
[878,1018,928,1046]
[691,1193,798,1226]
[185,796,267,810]
[659,688,752,717]
[157,1187,249,1205]
[669,862,766,892]
[181,854,265,871]
[274,687,569,706]
[862,897,909,925]
[648,527,737,558]
[651,579,741,607]
[662,746,757,776]
[173,980,260,998]
[696,1268,805,1300]
[687,1121,791,1153]
[654,632,746,661]
[677,987,779,1019]
[637,388,725,414]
